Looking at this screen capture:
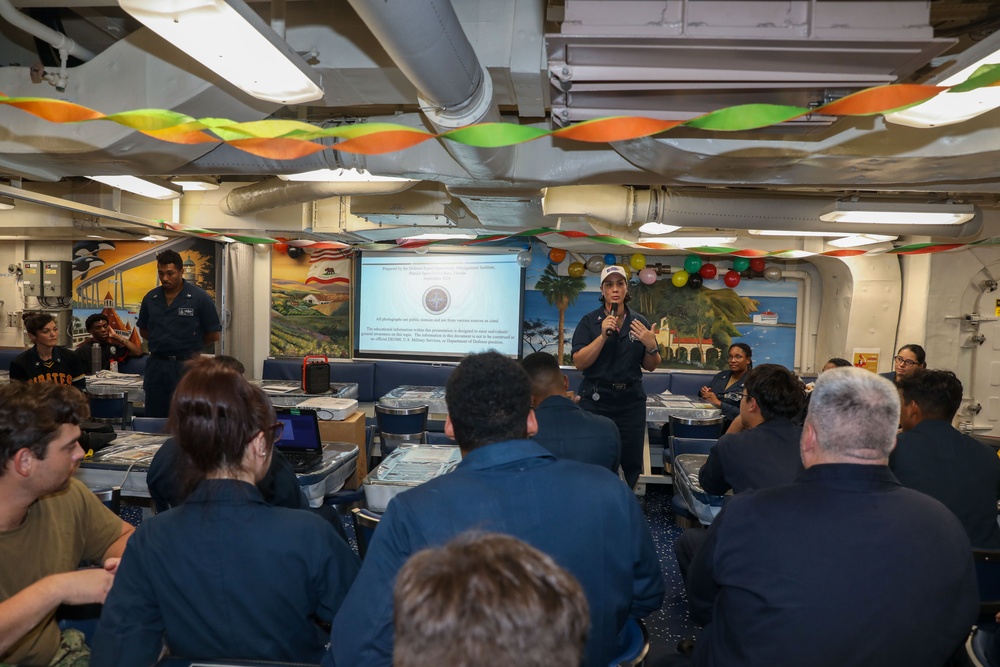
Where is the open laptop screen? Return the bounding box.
[273,407,322,454]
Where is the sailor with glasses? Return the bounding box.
[880,344,926,384]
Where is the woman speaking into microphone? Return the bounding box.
[572,265,660,488]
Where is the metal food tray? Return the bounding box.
[363,444,460,512]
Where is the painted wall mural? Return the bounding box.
[270,245,352,357]
[71,238,218,352]
[522,246,798,370]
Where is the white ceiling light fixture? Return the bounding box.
[402,233,478,241]
[637,222,681,235]
[827,234,897,248]
[749,229,845,237]
[0,196,15,210]
[140,234,170,242]
[279,168,416,183]
[886,33,1000,128]
[88,175,183,200]
[820,201,976,226]
[172,176,220,191]
[118,0,324,105]
[639,235,738,247]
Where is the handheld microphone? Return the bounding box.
[606,302,619,337]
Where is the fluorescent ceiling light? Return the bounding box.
[279,168,416,183]
[749,229,844,237]
[886,41,1000,128]
[0,196,14,210]
[140,234,170,242]
[88,175,183,200]
[637,222,681,235]
[639,236,737,247]
[118,0,323,105]
[172,176,220,191]
[827,234,897,248]
[403,233,478,241]
[819,201,975,225]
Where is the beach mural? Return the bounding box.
[270,245,352,357]
[522,246,798,370]
[71,238,219,352]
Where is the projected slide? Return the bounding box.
[356,253,523,359]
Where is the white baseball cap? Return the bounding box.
[601,265,627,284]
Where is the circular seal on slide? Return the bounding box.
[422,286,451,315]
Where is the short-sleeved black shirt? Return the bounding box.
[571,305,650,385]
[9,345,86,389]
[136,280,221,358]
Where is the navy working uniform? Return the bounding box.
[532,394,621,474]
[572,305,652,487]
[92,479,360,667]
[688,464,977,667]
[698,417,803,496]
[137,279,220,417]
[703,369,746,428]
[326,439,665,667]
[146,437,348,541]
[891,419,1000,548]
[9,345,86,389]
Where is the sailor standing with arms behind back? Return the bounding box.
[573,265,660,488]
[137,249,221,418]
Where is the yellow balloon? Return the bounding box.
[620,264,632,280]
[567,261,585,278]
[629,253,647,270]
[671,270,689,288]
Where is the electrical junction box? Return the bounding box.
[23,260,71,298]
[22,260,40,296]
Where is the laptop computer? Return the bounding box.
[273,407,324,473]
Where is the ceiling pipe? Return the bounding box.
[541,185,984,239]
[346,0,513,181]
[0,0,95,61]
[219,177,418,217]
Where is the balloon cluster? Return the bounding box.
[667,255,783,289]
[546,247,783,287]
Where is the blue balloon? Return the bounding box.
[604,253,616,265]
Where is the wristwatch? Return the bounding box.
[645,347,658,355]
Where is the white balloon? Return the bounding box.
[516,249,532,268]
[763,266,782,282]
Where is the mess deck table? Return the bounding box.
[75,432,358,507]
[85,373,358,407]
[378,385,721,496]
[672,453,727,525]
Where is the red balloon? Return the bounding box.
[273,242,289,255]
[724,269,741,288]
[699,263,717,280]
[548,248,567,264]
[749,258,766,273]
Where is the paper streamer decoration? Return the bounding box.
[1,64,999,158]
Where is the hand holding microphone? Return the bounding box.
[605,302,619,337]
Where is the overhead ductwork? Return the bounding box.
[346,0,514,181]
[0,0,95,62]
[219,177,418,217]
[542,185,984,239]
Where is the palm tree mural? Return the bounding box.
[631,281,760,368]
[535,264,586,362]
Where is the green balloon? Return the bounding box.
[732,257,750,272]
[684,255,703,273]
